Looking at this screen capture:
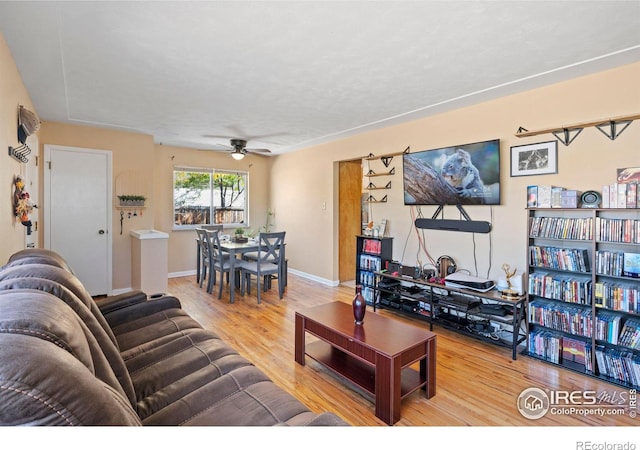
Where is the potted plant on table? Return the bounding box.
[233,227,248,243]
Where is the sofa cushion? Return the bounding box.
[0,277,137,408]
[111,308,204,354]
[0,334,142,426]
[0,263,117,346]
[0,290,140,425]
[142,365,319,426]
[5,248,74,272]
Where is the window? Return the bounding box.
[173,167,248,229]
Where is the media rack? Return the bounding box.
[374,271,527,360]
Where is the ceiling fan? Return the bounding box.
[212,138,272,160]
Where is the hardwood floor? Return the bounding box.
[168,272,639,432]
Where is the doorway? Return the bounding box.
[338,158,363,283]
[44,145,112,295]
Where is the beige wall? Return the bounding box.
[34,127,272,291]
[152,144,272,276]
[272,62,640,284]
[0,33,37,259]
[38,122,156,290]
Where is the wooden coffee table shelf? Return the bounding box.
[295,301,436,425]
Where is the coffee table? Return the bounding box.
[295,301,436,425]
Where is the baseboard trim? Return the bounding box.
[170,270,196,278]
[141,268,337,288]
[288,268,339,287]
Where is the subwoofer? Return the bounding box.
[580,190,601,208]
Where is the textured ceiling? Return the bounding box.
[1,1,639,155]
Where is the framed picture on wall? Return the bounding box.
[510,141,558,177]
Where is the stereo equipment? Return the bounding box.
[580,190,601,208]
[401,265,422,279]
[386,261,401,274]
[414,218,492,233]
[444,273,495,292]
[422,268,436,279]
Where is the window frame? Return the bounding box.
[172,165,249,231]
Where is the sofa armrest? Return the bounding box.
[95,290,148,315]
[102,294,183,328]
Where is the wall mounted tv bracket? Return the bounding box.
[414,204,492,233]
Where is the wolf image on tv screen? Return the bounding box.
[403,139,500,206]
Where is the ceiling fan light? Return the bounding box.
[231,150,245,160]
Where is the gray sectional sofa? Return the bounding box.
[0,249,347,426]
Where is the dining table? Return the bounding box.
[195,235,285,303]
[195,237,260,302]
[216,239,262,303]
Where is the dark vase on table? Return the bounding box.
[352,285,366,325]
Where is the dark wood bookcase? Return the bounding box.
[525,207,640,389]
[355,235,393,306]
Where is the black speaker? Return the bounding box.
[414,218,492,233]
[580,190,601,208]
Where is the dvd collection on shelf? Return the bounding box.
[596,217,640,244]
[529,216,593,240]
[526,208,640,388]
[529,245,590,273]
[355,236,393,306]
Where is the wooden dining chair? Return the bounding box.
[195,228,211,289]
[242,238,287,288]
[241,231,286,304]
[205,229,247,300]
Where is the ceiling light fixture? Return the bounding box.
[231,150,245,160]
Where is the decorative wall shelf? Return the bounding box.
[364,194,387,203]
[366,181,392,190]
[364,146,410,162]
[516,113,640,146]
[365,167,395,177]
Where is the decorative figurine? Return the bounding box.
[500,263,519,299]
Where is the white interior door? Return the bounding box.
[44,145,112,296]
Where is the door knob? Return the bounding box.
[98,229,106,235]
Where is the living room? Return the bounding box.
[1,0,639,444]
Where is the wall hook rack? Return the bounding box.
[8,144,31,163]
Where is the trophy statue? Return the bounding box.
[501,264,520,299]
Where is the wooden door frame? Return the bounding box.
[338,158,363,283]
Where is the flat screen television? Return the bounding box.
[403,139,500,206]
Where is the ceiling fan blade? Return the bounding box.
[209,143,233,151]
[247,148,271,154]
